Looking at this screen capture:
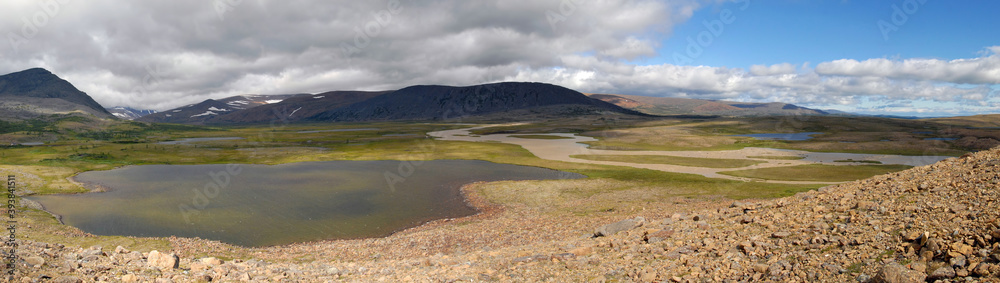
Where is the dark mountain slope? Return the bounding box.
[210,90,390,124]
[309,82,641,122]
[0,68,112,120]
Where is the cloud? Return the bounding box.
[0,0,698,110]
[749,63,797,76]
[814,46,1000,85]
[0,0,996,116]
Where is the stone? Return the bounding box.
[569,246,592,256]
[200,257,223,266]
[594,217,644,237]
[909,262,927,273]
[147,250,179,270]
[869,262,926,283]
[51,276,83,283]
[855,201,876,211]
[639,270,657,282]
[154,278,173,283]
[114,246,129,254]
[928,266,956,280]
[190,262,207,272]
[950,242,974,256]
[24,256,44,267]
[949,255,966,268]
[120,274,138,282]
[645,230,674,243]
[974,263,993,276]
[771,232,791,239]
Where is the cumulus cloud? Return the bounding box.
[0,0,996,116]
[815,47,1000,85]
[749,63,797,76]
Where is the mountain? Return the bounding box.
[0,68,112,120]
[136,94,298,124]
[587,93,828,116]
[308,82,641,122]
[210,91,390,124]
[106,106,157,120]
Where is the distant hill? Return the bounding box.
[210,91,390,124]
[587,93,828,116]
[106,106,157,120]
[137,94,298,124]
[0,68,112,120]
[309,82,641,122]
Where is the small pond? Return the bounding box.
[925,138,958,141]
[30,160,581,247]
[733,132,824,141]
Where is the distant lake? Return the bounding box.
[297,128,379,133]
[158,137,245,145]
[30,160,580,247]
[733,132,824,141]
[925,138,958,141]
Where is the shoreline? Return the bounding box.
[35,174,518,251]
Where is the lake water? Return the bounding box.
[30,160,581,247]
[733,132,824,141]
[297,128,379,133]
[157,137,245,145]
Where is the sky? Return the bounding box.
[1,0,998,117]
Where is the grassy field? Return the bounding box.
[718,164,914,182]
[0,114,977,254]
[570,154,764,168]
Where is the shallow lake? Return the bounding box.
[733,132,824,141]
[30,160,581,247]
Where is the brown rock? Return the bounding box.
[928,266,956,280]
[950,242,973,256]
[51,276,83,283]
[147,250,179,270]
[569,246,592,256]
[24,256,44,267]
[120,274,138,282]
[645,230,674,243]
[974,263,993,276]
[200,257,223,266]
[114,246,129,254]
[594,217,644,237]
[771,232,792,239]
[869,262,926,283]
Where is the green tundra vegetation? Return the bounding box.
[1,113,987,252]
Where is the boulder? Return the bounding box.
[594,217,644,237]
[928,266,956,280]
[868,262,926,283]
[24,256,45,267]
[147,250,179,270]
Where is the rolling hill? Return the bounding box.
[587,93,828,116]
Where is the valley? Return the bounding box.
[1,68,998,281]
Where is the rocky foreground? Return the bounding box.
[6,147,1000,282]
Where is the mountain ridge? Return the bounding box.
[0,68,112,120]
